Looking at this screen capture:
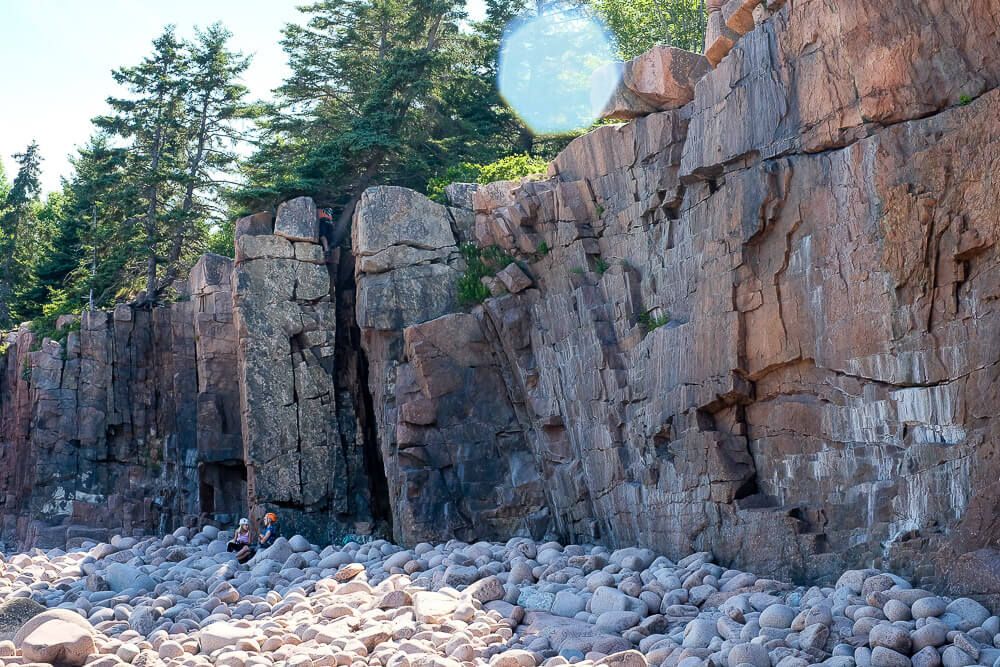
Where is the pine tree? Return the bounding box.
[429,0,536,160]
[96,27,189,302]
[158,23,253,289]
[93,25,253,304]
[14,135,137,321]
[238,0,472,221]
[0,142,43,329]
[12,191,65,322]
[0,160,10,204]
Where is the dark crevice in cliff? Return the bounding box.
[351,345,392,531]
[771,204,804,342]
[444,207,467,245]
[333,241,392,534]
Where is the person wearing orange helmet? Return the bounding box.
[259,512,279,548]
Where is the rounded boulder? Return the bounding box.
[14,610,96,667]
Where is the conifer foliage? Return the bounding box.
[3,2,706,331]
[0,142,43,329]
[6,24,254,329]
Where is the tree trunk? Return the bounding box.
[141,91,167,303]
[154,92,212,298]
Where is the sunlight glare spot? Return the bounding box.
[498,8,619,136]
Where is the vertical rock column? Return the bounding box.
[353,187,465,543]
[233,199,376,542]
[0,327,33,545]
[189,254,244,523]
[354,186,549,544]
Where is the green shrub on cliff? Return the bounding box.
[638,310,672,331]
[427,163,485,203]
[428,154,549,203]
[477,154,549,184]
[457,243,510,306]
[27,315,80,352]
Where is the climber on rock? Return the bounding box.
[227,518,252,553]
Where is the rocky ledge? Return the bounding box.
[1,533,998,667]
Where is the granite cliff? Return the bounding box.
[1,0,999,602]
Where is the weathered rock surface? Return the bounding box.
[233,203,388,543]
[354,187,526,543]
[15,610,96,667]
[0,255,237,548]
[350,0,1000,596]
[0,598,45,641]
[685,0,1000,171]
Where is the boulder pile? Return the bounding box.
[0,529,996,667]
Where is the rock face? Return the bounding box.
[0,256,234,548]
[0,200,389,548]
[351,0,1000,590]
[353,187,548,542]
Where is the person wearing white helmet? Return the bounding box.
[227,517,252,553]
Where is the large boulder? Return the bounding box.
[104,563,155,593]
[199,621,256,654]
[594,46,711,120]
[14,610,96,667]
[352,186,465,275]
[251,537,294,566]
[413,592,460,624]
[274,196,319,243]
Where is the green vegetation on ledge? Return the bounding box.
[428,154,550,203]
[638,310,672,331]
[457,243,510,306]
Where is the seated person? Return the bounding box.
[259,512,279,548]
[235,512,280,564]
[227,518,252,552]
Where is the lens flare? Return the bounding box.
[498,7,619,135]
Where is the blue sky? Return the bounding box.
[0,0,488,193]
